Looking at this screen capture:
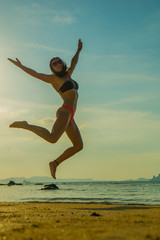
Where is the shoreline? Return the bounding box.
[1,199,160,205]
[1,200,160,205]
[0,202,160,239]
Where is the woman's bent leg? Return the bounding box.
[10,108,72,143]
[49,119,83,179]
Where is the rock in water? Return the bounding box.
[41,183,59,190]
[8,181,16,186]
[90,212,101,216]
[7,181,23,186]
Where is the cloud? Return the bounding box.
[0,97,58,121]
[79,105,160,145]
[52,14,74,24]
[37,117,56,126]
[25,43,73,55]
[100,95,156,107]
[15,4,75,26]
[78,71,159,86]
[80,52,159,76]
[10,147,26,155]
[1,96,160,151]
[32,3,39,7]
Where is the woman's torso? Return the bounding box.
[50,73,79,112]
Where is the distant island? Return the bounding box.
[151,174,160,182]
[0,176,94,184]
[0,174,160,184]
[134,173,160,182]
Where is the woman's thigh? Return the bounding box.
[65,119,83,147]
[51,107,71,140]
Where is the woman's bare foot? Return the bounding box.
[9,121,28,129]
[49,160,59,179]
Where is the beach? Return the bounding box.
[0,202,160,240]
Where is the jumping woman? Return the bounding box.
[8,39,83,179]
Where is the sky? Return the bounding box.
[0,0,160,180]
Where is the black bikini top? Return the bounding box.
[58,80,79,94]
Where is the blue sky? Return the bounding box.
[0,0,160,180]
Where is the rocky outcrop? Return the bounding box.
[151,174,160,182]
[41,183,59,190]
[8,181,23,186]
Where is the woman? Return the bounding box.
[8,39,83,179]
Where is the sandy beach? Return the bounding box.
[0,202,160,240]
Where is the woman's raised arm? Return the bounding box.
[67,39,83,76]
[8,58,52,84]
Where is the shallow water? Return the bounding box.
[0,181,160,204]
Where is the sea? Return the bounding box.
[0,181,160,205]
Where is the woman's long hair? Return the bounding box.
[50,57,67,77]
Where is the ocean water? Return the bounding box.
[0,181,160,205]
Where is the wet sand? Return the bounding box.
[0,202,160,240]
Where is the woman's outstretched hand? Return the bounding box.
[8,58,22,68]
[78,39,83,51]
